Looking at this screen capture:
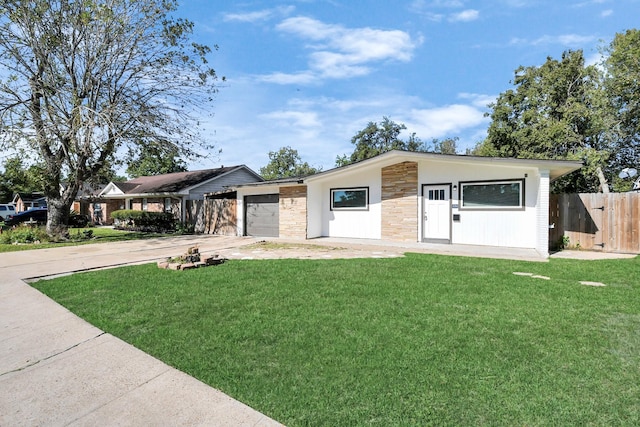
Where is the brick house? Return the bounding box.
[97,166,262,226]
[231,150,582,258]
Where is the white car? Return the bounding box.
[0,204,16,221]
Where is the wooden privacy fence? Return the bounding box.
[549,193,640,254]
[185,195,237,235]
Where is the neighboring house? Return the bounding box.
[98,166,263,226]
[66,182,109,224]
[231,150,582,258]
[12,192,47,212]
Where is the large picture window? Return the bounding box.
[330,187,368,210]
[460,179,524,210]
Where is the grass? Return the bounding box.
[33,253,640,426]
[0,227,172,252]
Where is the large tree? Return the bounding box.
[603,29,640,181]
[126,141,188,178]
[478,50,609,192]
[336,117,425,167]
[260,146,321,180]
[0,0,221,237]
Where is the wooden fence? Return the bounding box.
[185,195,237,235]
[549,193,640,254]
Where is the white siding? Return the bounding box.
[188,168,261,200]
[313,167,382,239]
[536,170,550,257]
[419,161,539,249]
[306,183,323,238]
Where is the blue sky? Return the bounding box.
[180,0,639,173]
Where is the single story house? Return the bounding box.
[12,192,47,212]
[230,151,582,258]
[98,165,263,225]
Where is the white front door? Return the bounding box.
[423,184,451,242]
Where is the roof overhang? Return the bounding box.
[303,151,582,183]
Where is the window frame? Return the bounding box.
[330,187,369,211]
[459,178,525,211]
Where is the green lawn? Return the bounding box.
[33,253,640,426]
[0,227,172,252]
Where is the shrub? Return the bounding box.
[1,225,49,244]
[110,210,175,232]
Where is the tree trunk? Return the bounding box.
[596,167,610,193]
[46,196,71,240]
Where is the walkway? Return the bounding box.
[0,235,282,427]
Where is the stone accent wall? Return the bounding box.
[381,162,418,241]
[279,185,307,239]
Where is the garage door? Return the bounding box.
[245,194,279,237]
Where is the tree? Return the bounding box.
[260,146,321,180]
[126,141,188,178]
[0,155,46,202]
[336,117,425,167]
[0,0,221,237]
[603,29,640,179]
[428,137,459,154]
[478,50,609,192]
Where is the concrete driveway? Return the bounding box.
[0,235,283,427]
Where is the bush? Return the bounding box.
[1,225,49,244]
[110,210,175,232]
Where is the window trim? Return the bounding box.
[330,187,369,211]
[459,178,525,211]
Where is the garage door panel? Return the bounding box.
[245,194,279,237]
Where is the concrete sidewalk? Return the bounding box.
[0,235,283,426]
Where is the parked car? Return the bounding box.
[5,207,47,227]
[0,204,16,221]
[4,208,90,228]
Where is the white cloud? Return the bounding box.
[406,104,488,139]
[449,9,480,22]
[458,92,497,108]
[510,33,596,47]
[223,6,295,23]
[259,110,320,128]
[259,72,317,85]
[601,9,613,17]
[262,16,422,83]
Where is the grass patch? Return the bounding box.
[0,227,174,253]
[33,254,640,426]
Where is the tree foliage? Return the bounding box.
[0,155,46,203]
[0,0,221,236]
[336,117,425,167]
[477,50,611,192]
[260,146,321,180]
[126,141,188,178]
[603,29,640,179]
[478,31,640,193]
[428,137,459,155]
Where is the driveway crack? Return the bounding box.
[0,332,106,377]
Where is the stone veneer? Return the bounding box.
[279,185,307,239]
[381,161,418,241]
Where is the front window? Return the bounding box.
[164,198,172,212]
[460,179,524,210]
[142,198,148,211]
[330,187,368,211]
